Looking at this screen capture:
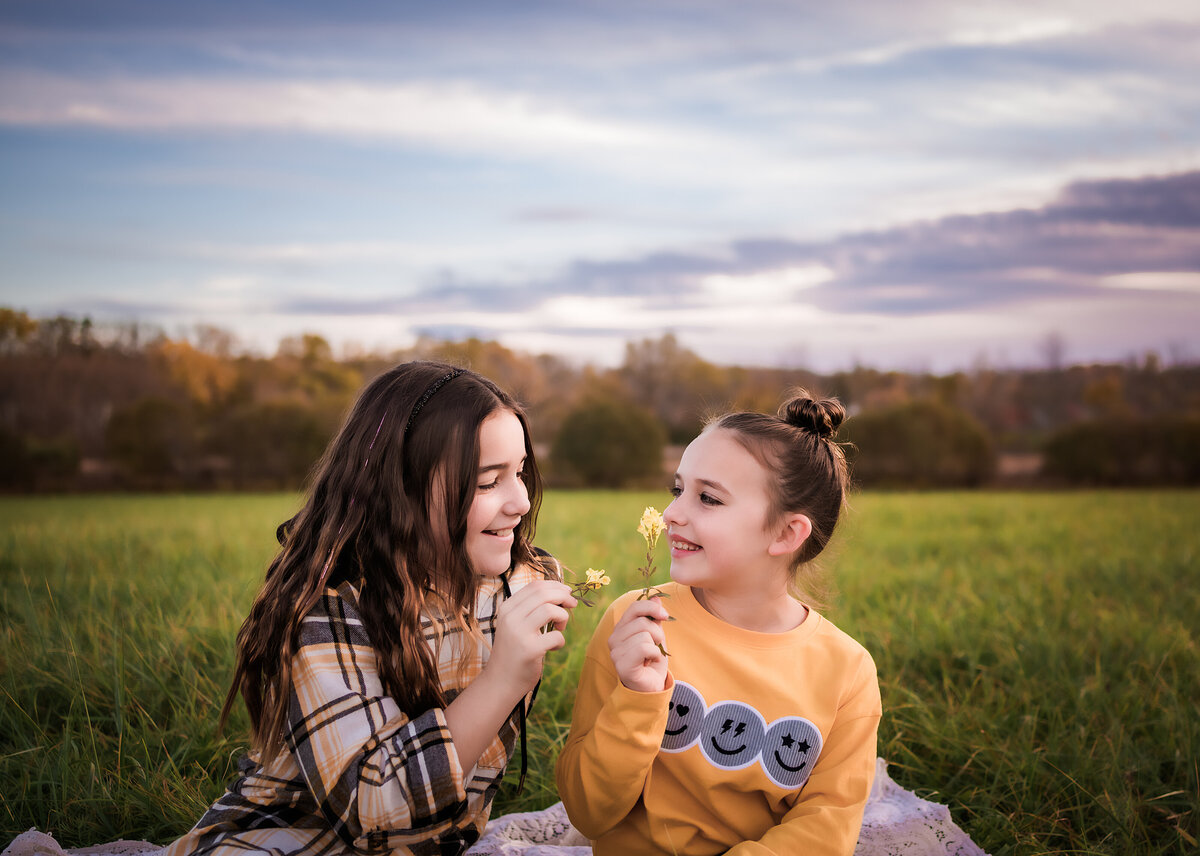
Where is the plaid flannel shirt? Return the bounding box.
[163,550,562,856]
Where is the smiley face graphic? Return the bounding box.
[661,681,706,752]
[759,716,823,789]
[699,701,766,769]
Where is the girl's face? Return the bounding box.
[466,409,532,577]
[664,428,782,595]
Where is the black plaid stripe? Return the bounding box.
[162,556,555,855]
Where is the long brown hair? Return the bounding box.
[220,360,545,760]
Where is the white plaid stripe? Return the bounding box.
[162,550,562,856]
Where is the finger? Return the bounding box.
[644,596,672,622]
[616,598,671,626]
[530,603,572,633]
[510,580,577,616]
[536,628,566,653]
[610,632,667,672]
[628,620,666,647]
[612,640,667,674]
[609,618,666,651]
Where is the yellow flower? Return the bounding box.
[634,505,671,653]
[637,506,665,549]
[584,568,612,590]
[567,567,611,607]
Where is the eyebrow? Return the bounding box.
[479,457,526,474]
[675,474,728,494]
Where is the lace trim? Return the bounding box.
[1,759,989,856]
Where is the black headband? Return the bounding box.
[404,369,466,435]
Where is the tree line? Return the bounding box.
[2,307,1199,492]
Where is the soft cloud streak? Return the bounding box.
[2,1,1198,370]
[0,73,656,153]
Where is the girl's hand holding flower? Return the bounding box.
[489,580,577,695]
[608,597,671,693]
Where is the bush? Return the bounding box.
[0,429,81,492]
[1042,416,1200,485]
[0,427,35,490]
[550,394,667,488]
[843,399,995,488]
[105,397,196,485]
[208,401,331,489]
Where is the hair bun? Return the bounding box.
[781,393,845,439]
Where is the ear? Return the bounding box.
[767,513,812,557]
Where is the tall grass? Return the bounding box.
[1,491,1197,855]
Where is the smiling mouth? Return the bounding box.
[665,724,689,736]
[709,737,747,756]
[484,528,514,538]
[773,751,807,772]
[671,539,700,552]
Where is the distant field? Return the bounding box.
[2,491,1197,854]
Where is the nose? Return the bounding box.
[663,496,683,526]
[505,476,531,518]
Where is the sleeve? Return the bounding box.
[285,590,471,851]
[726,653,882,856]
[554,595,673,839]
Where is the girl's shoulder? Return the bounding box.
[297,578,371,647]
[806,610,879,679]
[514,546,565,583]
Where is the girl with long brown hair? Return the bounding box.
[164,360,576,855]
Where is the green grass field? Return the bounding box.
[2,491,1197,854]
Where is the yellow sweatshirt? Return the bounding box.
[557,583,881,856]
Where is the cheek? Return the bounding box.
[466,492,492,529]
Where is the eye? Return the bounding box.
[700,492,722,506]
[478,478,500,492]
[668,485,682,498]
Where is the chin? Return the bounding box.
[668,562,705,587]
[471,552,513,577]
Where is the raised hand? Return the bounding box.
[486,579,577,696]
[608,597,670,693]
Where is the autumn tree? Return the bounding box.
[550,386,667,488]
[617,333,727,442]
[105,397,197,485]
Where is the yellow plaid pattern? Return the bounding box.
[163,550,562,856]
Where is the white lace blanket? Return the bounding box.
[2,759,989,856]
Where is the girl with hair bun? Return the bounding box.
[558,390,880,855]
[164,360,577,856]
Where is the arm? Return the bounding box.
[445,579,575,771]
[555,597,673,839]
[286,606,466,848]
[287,581,574,850]
[727,658,882,856]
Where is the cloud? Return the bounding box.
[1053,171,1200,227]
[4,3,1198,370]
[0,72,656,153]
[487,170,1200,317]
[42,170,1200,348]
[759,170,1200,314]
[513,207,604,223]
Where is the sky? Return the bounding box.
[1,0,1198,372]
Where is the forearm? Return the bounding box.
[556,674,671,837]
[443,666,528,773]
